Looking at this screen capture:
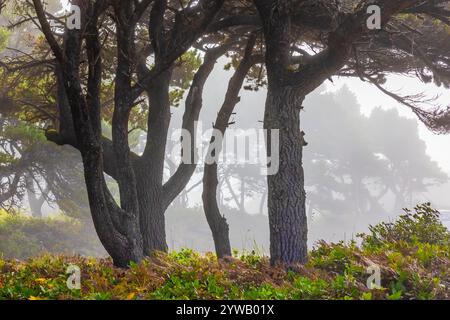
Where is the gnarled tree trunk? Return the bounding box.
[33,0,227,267]
[138,69,172,255]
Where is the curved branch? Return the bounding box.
[162,43,231,208]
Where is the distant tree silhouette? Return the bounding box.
[0,117,89,219]
[303,86,447,221]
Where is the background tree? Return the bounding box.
[202,35,262,258]
[0,117,89,218]
[303,86,448,223]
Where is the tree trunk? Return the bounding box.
[25,174,45,218]
[28,192,44,218]
[254,0,309,266]
[138,69,172,255]
[61,16,143,268]
[203,162,232,258]
[202,38,257,258]
[136,170,168,254]
[264,87,308,266]
[82,152,143,268]
[25,173,45,218]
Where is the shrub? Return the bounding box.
[359,203,450,250]
[0,211,105,260]
[0,204,449,300]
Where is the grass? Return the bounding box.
[0,204,449,300]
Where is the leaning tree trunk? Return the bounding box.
[202,37,257,258]
[203,162,232,258]
[264,87,308,265]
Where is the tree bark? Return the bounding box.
[138,67,172,254]
[59,3,143,267]
[252,0,308,266]
[264,87,308,265]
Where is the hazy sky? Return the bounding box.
[199,61,450,174]
[328,76,450,174]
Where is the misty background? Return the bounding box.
[1,0,450,256]
[13,59,449,256]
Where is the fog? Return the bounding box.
[159,62,450,253]
[2,1,450,258]
[5,58,448,256]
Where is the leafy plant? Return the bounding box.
[0,205,449,300]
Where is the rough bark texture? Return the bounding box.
[138,70,172,253]
[264,87,308,265]
[252,0,308,266]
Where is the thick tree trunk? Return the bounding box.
[82,151,143,268]
[254,0,309,266]
[264,87,308,266]
[139,70,172,255]
[136,170,168,254]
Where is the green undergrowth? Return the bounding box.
[0,204,449,300]
[0,211,105,260]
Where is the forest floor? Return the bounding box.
[0,204,449,300]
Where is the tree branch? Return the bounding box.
[31,0,64,62]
